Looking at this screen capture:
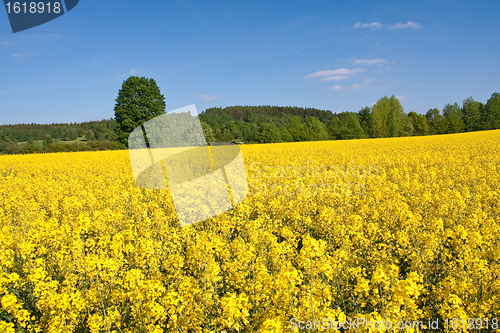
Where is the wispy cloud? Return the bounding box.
[1,41,9,45]
[197,94,220,102]
[305,68,366,81]
[353,58,387,65]
[330,84,363,91]
[329,79,391,91]
[118,69,139,77]
[414,82,422,86]
[396,95,409,101]
[388,21,423,29]
[354,21,423,30]
[287,48,302,56]
[354,22,384,29]
[11,52,38,58]
[320,75,349,81]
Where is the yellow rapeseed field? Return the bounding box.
[1,130,500,332]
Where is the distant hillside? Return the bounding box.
[0,119,123,155]
[198,105,339,144]
[201,105,334,123]
[0,119,118,143]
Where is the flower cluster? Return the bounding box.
[0,130,499,332]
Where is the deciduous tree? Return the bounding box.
[484,92,500,130]
[113,76,166,146]
[462,97,483,132]
[442,102,464,133]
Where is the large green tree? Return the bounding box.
[327,112,366,140]
[462,97,483,132]
[305,116,330,141]
[442,102,464,133]
[113,76,166,146]
[408,112,430,136]
[255,122,282,143]
[371,95,406,137]
[357,106,372,137]
[426,108,448,135]
[483,92,500,130]
[287,116,311,141]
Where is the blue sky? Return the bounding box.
[0,0,499,125]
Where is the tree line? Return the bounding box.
[1,74,499,154]
[0,119,118,142]
[0,119,123,155]
[198,92,500,144]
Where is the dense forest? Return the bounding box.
[198,92,500,144]
[1,92,499,155]
[0,119,124,154]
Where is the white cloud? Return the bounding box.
[354,22,384,29]
[197,94,220,102]
[1,42,9,45]
[414,82,422,86]
[353,58,387,65]
[354,21,423,30]
[396,95,409,101]
[330,84,363,91]
[364,78,376,84]
[305,68,366,79]
[388,21,423,29]
[11,52,38,58]
[320,75,349,81]
[117,70,139,77]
